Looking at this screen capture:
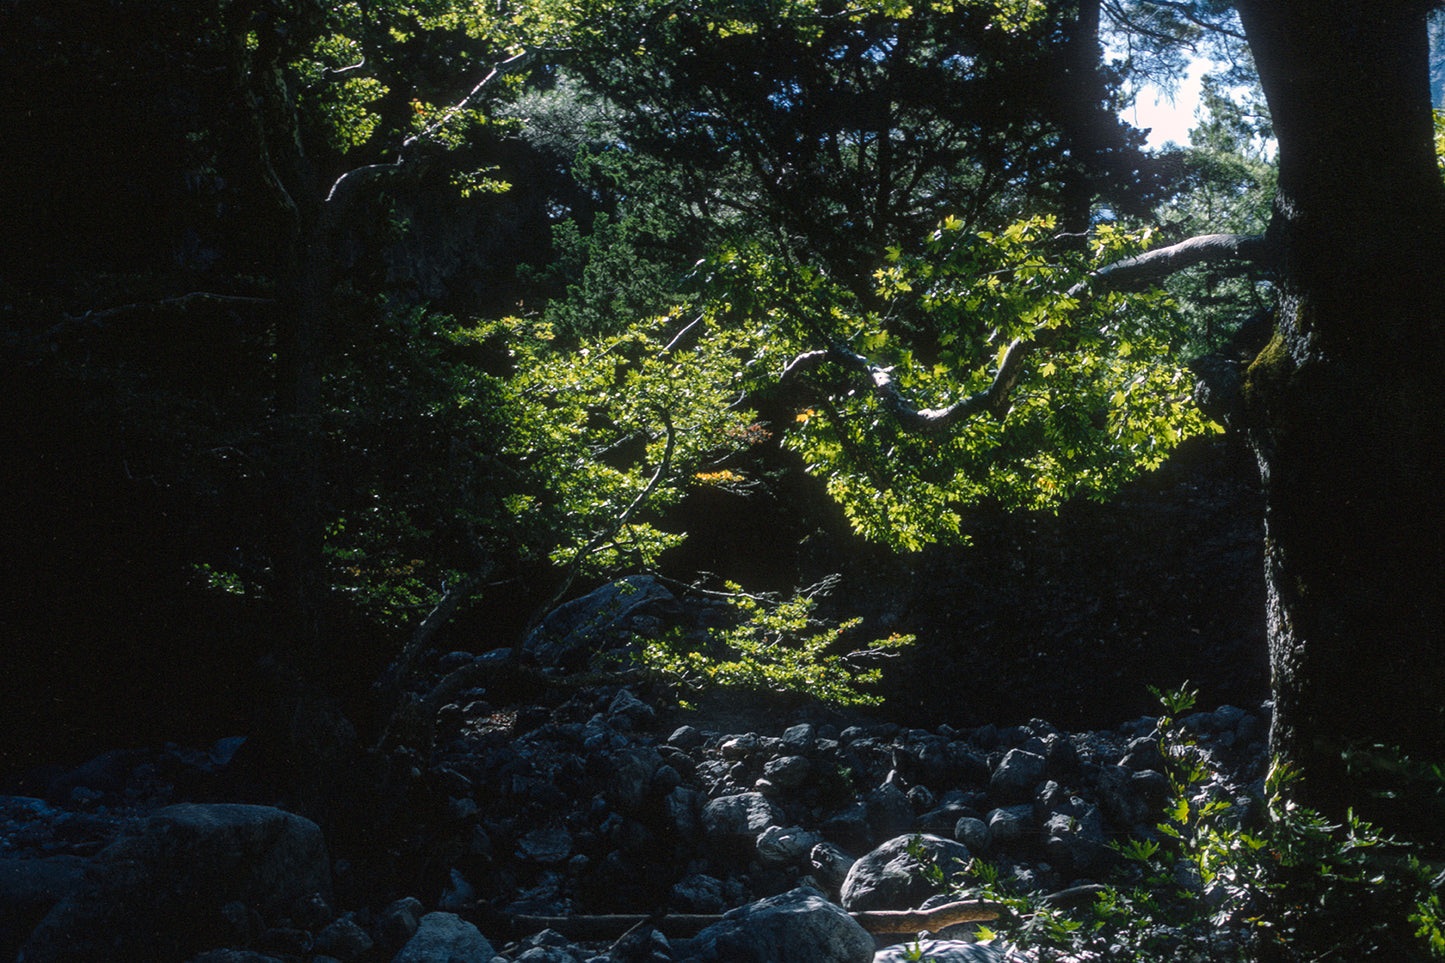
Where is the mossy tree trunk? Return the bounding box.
[1235,0,1445,815]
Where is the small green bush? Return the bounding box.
[636,582,913,707]
[938,685,1445,961]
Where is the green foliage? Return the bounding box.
[939,685,1445,961]
[316,300,770,625]
[1436,109,1445,174]
[638,583,913,706]
[694,214,1215,551]
[563,0,1158,291]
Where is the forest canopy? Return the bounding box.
[2,0,1441,790]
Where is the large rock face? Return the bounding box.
[18,804,329,963]
[524,575,680,668]
[680,887,875,963]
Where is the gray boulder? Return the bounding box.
[764,755,813,789]
[864,784,914,840]
[757,826,823,867]
[680,887,874,963]
[701,793,783,857]
[526,575,679,667]
[953,816,990,853]
[1096,765,1156,828]
[1041,803,1110,875]
[989,749,1047,803]
[18,803,330,963]
[392,911,496,963]
[839,834,971,913]
[985,806,1032,847]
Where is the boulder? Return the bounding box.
[763,755,812,789]
[18,803,330,963]
[1041,803,1110,875]
[700,793,783,857]
[757,826,823,867]
[680,887,874,963]
[985,806,1032,847]
[839,834,971,913]
[392,911,496,963]
[864,784,914,840]
[0,855,87,958]
[989,749,1046,803]
[525,576,679,667]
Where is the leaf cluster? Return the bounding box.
[636,581,914,707]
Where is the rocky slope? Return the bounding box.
[1,669,1269,962]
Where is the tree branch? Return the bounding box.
[782,232,1269,431]
[323,48,547,211]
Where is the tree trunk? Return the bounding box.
[1235,0,1445,816]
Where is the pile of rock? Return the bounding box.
[1,668,1268,963]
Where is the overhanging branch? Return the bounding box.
[324,48,547,211]
[782,232,1269,432]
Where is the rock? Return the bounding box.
[820,801,872,853]
[864,784,914,840]
[756,826,822,867]
[873,940,1013,962]
[663,787,703,846]
[720,734,759,761]
[700,793,783,857]
[668,725,704,750]
[18,803,330,963]
[392,911,496,963]
[606,748,663,814]
[953,816,990,853]
[839,834,971,913]
[1096,765,1155,828]
[516,825,574,864]
[516,947,576,963]
[378,896,426,947]
[608,690,657,730]
[1042,803,1110,875]
[989,749,1046,803]
[681,887,874,963]
[809,841,857,893]
[526,575,680,667]
[672,873,728,912]
[1120,735,1164,772]
[763,755,812,789]
[781,724,817,753]
[985,806,1031,847]
[313,915,374,958]
[0,855,87,958]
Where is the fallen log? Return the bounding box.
[505,897,1003,941]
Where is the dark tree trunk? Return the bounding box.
[1235,0,1445,816]
[1058,0,1105,239]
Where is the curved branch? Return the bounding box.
[323,48,548,212]
[782,232,1270,432]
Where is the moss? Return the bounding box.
[1241,328,1294,415]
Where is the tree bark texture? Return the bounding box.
[1235,0,1445,813]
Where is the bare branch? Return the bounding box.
[322,47,547,211]
[1086,233,1268,293]
[783,232,1270,432]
